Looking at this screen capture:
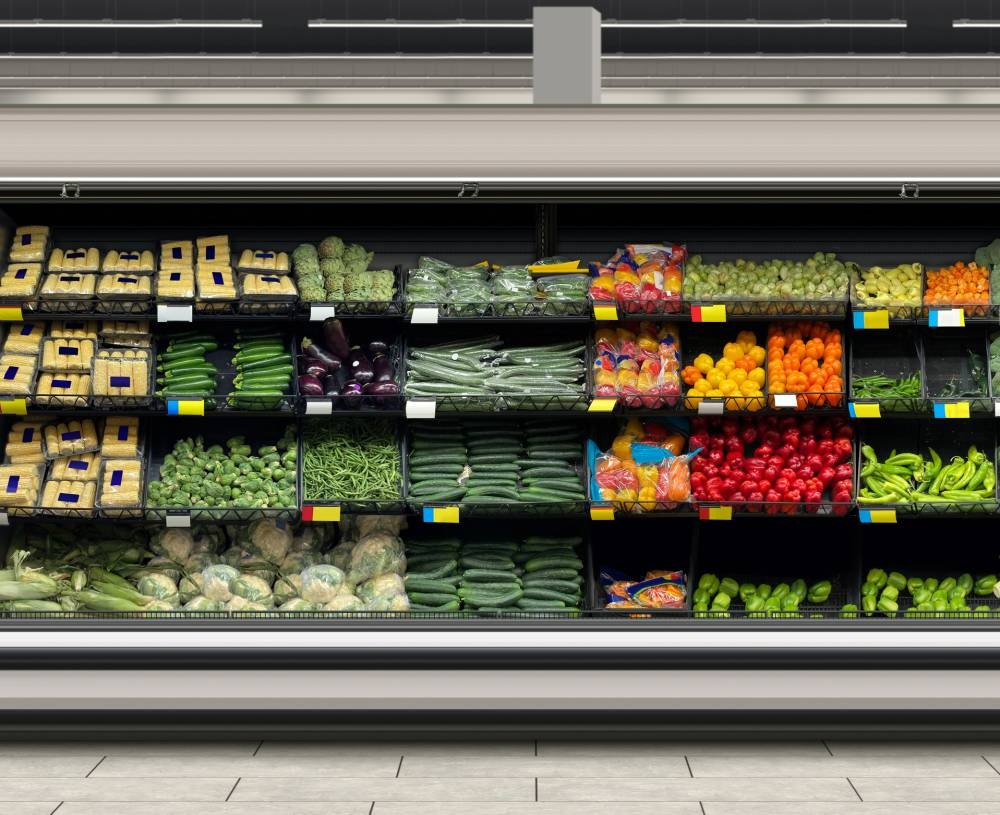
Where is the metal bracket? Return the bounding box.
[457,182,480,199]
[59,183,81,199]
[899,183,919,200]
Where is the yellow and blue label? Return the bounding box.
[166,399,205,416]
[423,505,460,523]
[852,309,889,329]
[691,304,727,323]
[933,402,970,419]
[848,402,881,419]
[859,508,897,524]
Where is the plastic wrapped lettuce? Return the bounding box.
[150,529,194,563]
[230,573,273,604]
[273,574,302,605]
[323,594,365,613]
[245,518,292,566]
[183,596,223,612]
[138,574,180,604]
[278,598,317,612]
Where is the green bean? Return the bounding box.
[302,419,401,501]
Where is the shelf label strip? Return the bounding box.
[302,505,340,522]
[852,309,889,330]
[0,398,27,416]
[697,399,725,416]
[848,402,881,419]
[304,400,334,416]
[405,399,437,420]
[933,402,971,419]
[699,505,733,521]
[309,305,337,321]
[411,306,440,324]
[860,508,897,524]
[772,393,798,409]
[592,304,618,321]
[165,514,191,528]
[167,399,205,416]
[588,397,618,413]
[691,304,727,323]
[928,307,965,328]
[156,304,193,323]
[0,306,23,322]
[423,505,459,523]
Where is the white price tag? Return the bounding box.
[165,513,192,528]
[156,304,193,323]
[0,512,9,527]
[405,399,437,419]
[309,305,337,321]
[697,399,725,416]
[994,401,1000,418]
[304,400,334,416]
[411,306,440,324]
[773,393,798,408]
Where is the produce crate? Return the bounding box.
[689,520,856,618]
[764,321,846,412]
[679,323,768,415]
[142,416,298,524]
[856,419,998,517]
[298,265,404,319]
[403,326,591,415]
[89,345,156,411]
[299,417,407,516]
[848,328,926,415]
[849,262,923,323]
[152,328,298,415]
[404,420,589,519]
[297,325,404,415]
[920,264,994,322]
[923,328,992,417]
[858,521,1000,619]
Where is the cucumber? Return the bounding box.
[523,536,582,547]
[514,458,576,469]
[459,583,522,596]
[408,591,460,606]
[408,466,466,477]
[404,578,461,594]
[158,345,210,362]
[163,362,218,378]
[405,555,459,571]
[410,600,461,612]
[412,489,467,502]
[239,355,293,372]
[523,587,581,605]
[465,487,520,500]
[460,496,511,503]
[524,555,584,573]
[461,555,515,570]
[523,570,583,583]
[405,560,459,580]
[522,478,583,491]
[514,549,577,566]
[527,448,580,459]
[467,454,519,464]
[517,598,572,610]
[462,569,522,583]
[521,578,583,594]
[410,481,463,496]
[460,587,523,608]
[409,454,467,466]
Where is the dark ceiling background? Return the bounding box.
[0,1,995,55]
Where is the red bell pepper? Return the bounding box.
[765,489,782,515]
[740,425,758,445]
[817,466,836,487]
[776,443,797,461]
[739,479,758,496]
[798,435,817,457]
[755,443,774,460]
[747,491,764,513]
[833,438,853,464]
[803,488,823,513]
[834,463,853,482]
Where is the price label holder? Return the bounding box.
[0,398,27,416]
[994,401,1000,418]
[593,304,619,321]
[304,399,334,416]
[852,309,890,330]
[691,304,727,323]
[165,512,192,528]
[590,504,615,521]
[301,505,341,522]
[309,305,337,321]
[928,307,965,328]
[411,306,440,324]
[405,399,437,420]
[933,401,971,419]
[772,393,798,409]
[528,261,582,273]
[699,505,733,521]
[588,397,618,413]
[0,306,24,322]
[697,399,725,416]
[167,399,205,417]
[156,304,193,323]
[0,511,9,526]
[848,402,882,419]
[860,508,897,524]
[422,505,460,524]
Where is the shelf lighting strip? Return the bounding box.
[0,19,262,29]
[954,20,1000,28]
[308,18,906,30]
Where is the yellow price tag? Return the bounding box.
[0,398,26,415]
[593,304,618,321]
[692,304,727,323]
[167,399,205,416]
[700,505,733,521]
[934,402,970,419]
[0,306,23,321]
[590,505,615,521]
[304,505,340,522]
[861,509,897,524]
[588,398,618,413]
[849,402,881,419]
[423,505,460,523]
[852,309,889,330]
[528,260,582,273]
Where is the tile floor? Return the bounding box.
[2,739,1000,813]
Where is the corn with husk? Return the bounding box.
[0,550,61,600]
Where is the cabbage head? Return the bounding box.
[324,594,364,612]
[138,573,180,602]
[357,573,405,605]
[230,573,273,603]
[201,564,239,602]
[278,598,317,612]
[348,532,405,584]
[247,519,292,565]
[150,529,193,563]
[183,596,222,612]
[178,573,204,604]
[300,565,347,604]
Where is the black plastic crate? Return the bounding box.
[849,328,926,415]
[297,265,404,319]
[922,328,992,416]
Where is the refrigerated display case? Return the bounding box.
[5,105,1000,728]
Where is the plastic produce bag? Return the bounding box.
[347,532,406,584]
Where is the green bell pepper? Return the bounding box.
[807,580,832,604]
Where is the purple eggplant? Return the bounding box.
[298,355,333,378]
[322,374,340,396]
[340,379,363,408]
[371,354,394,383]
[322,318,351,360]
[297,374,324,396]
[362,381,400,396]
[347,346,374,384]
[367,339,389,357]
[301,337,343,370]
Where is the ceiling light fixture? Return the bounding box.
[0,19,262,29]
[954,19,1000,28]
